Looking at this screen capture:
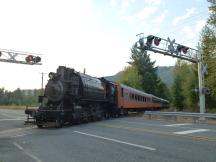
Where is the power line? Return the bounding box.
[155,11,208,36]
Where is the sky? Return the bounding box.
[0,0,210,90]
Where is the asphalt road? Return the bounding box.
[0,109,216,162]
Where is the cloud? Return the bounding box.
[179,19,206,48]
[119,0,136,14]
[181,19,206,40]
[135,6,158,21]
[153,10,168,24]
[172,8,196,26]
[110,0,119,7]
[195,19,206,32]
[120,0,129,14]
[144,0,161,5]
[121,6,158,26]
[182,26,196,39]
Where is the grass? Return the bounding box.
[207,108,216,114]
[0,105,26,110]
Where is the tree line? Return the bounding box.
[0,88,42,106]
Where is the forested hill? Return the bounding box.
[157,66,174,87]
[105,66,174,87]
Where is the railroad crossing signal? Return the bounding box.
[135,35,198,63]
[0,49,42,65]
[202,64,208,75]
[135,34,206,114]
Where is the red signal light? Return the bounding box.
[176,45,183,53]
[25,55,34,62]
[154,37,161,46]
[182,47,189,54]
[176,45,189,54]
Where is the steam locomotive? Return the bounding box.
[30,66,169,128]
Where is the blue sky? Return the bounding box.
[0,0,209,90]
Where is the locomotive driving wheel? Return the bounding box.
[55,118,63,128]
[36,119,44,128]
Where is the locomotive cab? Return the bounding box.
[100,78,118,105]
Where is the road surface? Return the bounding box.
[0,109,216,162]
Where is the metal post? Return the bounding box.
[40,72,46,94]
[197,48,205,114]
[42,72,44,91]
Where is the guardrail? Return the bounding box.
[144,111,216,123]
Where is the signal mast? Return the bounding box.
[135,33,207,114]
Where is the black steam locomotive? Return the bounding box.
[35,66,117,127]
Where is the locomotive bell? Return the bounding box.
[44,80,64,102]
[48,72,57,79]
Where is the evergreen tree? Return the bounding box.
[171,60,199,110]
[156,80,171,100]
[128,45,158,95]
[119,45,170,99]
[186,64,199,109]
[118,66,142,90]
[172,73,184,110]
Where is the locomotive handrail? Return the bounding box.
[145,111,216,119]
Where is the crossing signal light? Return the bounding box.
[146,35,155,47]
[154,37,161,46]
[0,51,2,57]
[25,55,41,63]
[176,45,189,54]
[33,56,41,63]
[182,47,189,54]
[146,35,162,47]
[25,55,34,62]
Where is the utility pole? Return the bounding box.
[40,72,46,94]
[197,46,205,114]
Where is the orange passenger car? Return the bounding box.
[116,84,169,111]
